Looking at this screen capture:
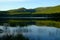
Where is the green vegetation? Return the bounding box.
[7,20,32,26]
[7,5,60,15]
[0,19,59,28]
[0,5,60,18]
[9,20,60,28]
[0,5,60,15]
[0,5,60,28]
[34,5,60,14]
[34,20,60,28]
[8,8,32,15]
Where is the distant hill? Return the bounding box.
[8,8,35,15]
[0,5,60,15]
[34,5,60,14]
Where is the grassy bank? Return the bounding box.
[6,20,60,28]
[0,19,60,28]
[34,20,60,28]
[7,20,32,26]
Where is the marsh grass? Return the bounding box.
[34,20,60,28]
[0,19,60,28]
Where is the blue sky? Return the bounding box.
[0,0,60,11]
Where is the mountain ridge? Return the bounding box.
[0,5,60,14]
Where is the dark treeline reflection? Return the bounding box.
[0,34,29,40]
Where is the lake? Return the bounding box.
[0,25,60,40]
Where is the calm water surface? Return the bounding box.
[0,25,60,40]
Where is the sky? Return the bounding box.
[0,0,60,11]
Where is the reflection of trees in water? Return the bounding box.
[3,23,10,35]
[0,34,29,40]
[0,24,29,40]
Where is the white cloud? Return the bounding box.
[0,0,29,2]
